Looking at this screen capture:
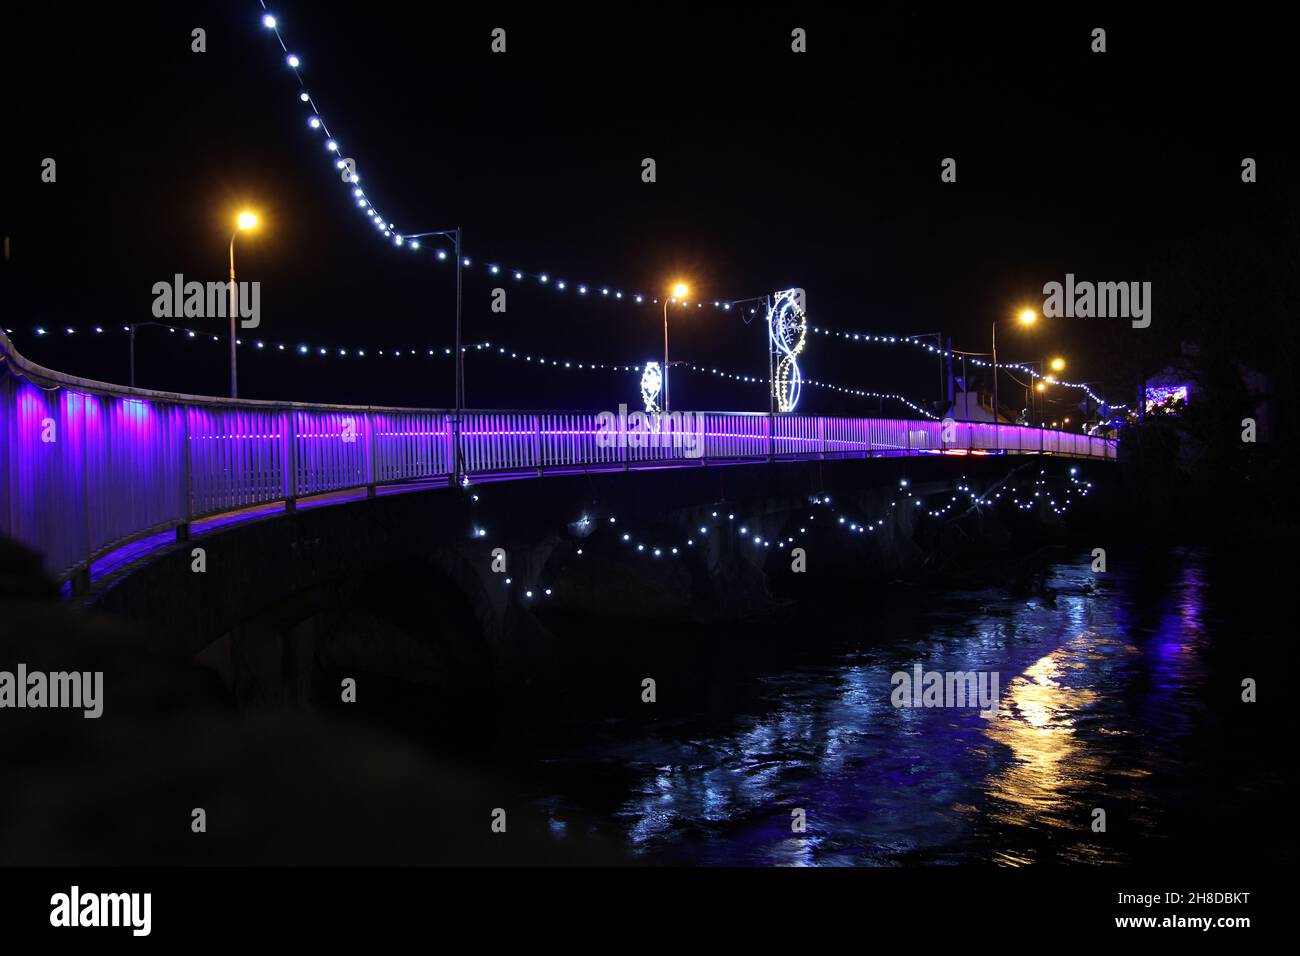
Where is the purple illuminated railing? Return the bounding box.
[1,332,1116,587]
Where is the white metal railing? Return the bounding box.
[1,332,1117,586]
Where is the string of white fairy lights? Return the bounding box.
[253,4,758,313]
[250,6,1121,424]
[249,5,1130,427]
[676,361,939,419]
[807,324,1126,411]
[20,323,940,416]
[478,468,1095,600]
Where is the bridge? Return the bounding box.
[1,330,1116,594]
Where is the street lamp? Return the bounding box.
[402,227,464,477]
[663,281,688,411]
[1050,356,1066,372]
[229,211,259,398]
[992,308,1036,423]
[127,321,171,387]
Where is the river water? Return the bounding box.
[492,544,1278,866]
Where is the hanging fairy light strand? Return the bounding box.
[21,322,941,417]
[477,466,1092,604]
[807,324,1126,410]
[250,6,1124,419]
[253,4,760,313]
[675,361,939,419]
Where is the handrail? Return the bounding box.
[1,332,1117,589]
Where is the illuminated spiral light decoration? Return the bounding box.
[640,361,663,414]
[768,288,807,413]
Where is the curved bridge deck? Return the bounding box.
[1,332,1116,590]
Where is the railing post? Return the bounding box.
[533,414,543,477]
[0,377,9,544]
[621,411,629,471]
[77,393,91,593]
[819,417,826,460]
[452,410,462,485]
[284,410,298,512]
[366,412,377,498]
[177,405,191,541]
[445,412,456,486]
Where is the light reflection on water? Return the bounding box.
[530,549,1218,865]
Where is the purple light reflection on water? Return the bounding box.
[514,549,1239,866]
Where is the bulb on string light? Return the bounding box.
[263,14,277,29]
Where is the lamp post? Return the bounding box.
[992,309,1036,422]
[905,330,948,411]
[127,321,173,388]
[1004,359,1039,425]
[663,281,688,412]
[405,227,464,477]
[228,211,258,398]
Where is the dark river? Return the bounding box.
[483,544,1279,866]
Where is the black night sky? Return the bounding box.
[2,3,1297,904]
[3,5,1297,419]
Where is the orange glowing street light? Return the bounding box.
[229,210,261,398]
[993,307,1040,422]
[1050,356,1066,372]
[663,280,691,411]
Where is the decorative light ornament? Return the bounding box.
[767,288,807,413]
[640,361,663,414]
